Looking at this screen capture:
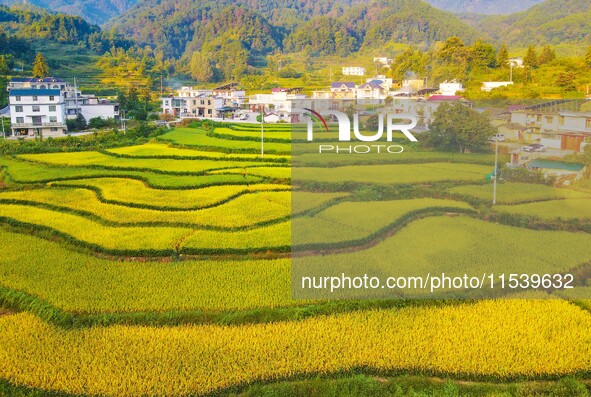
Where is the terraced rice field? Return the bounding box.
[2,122,591,396]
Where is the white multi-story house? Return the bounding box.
[212,83,246,107]
[64,94,119,121]
[389,95,470,130]
[9,77,119,121]
[356,80,387,104]
[175,85,246,108]
[161,95,223,119]
[342,66,366,76]
[367,76,393,90]
[373,57,393,67]
[9,88,67,137]
[248,88,311,123]
[508,107,591,151]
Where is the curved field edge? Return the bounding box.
[49,180,291,211]
[1,300,591,396]
[0,285,447,328]
[0,157,280,189]
[2,375,590,397]
[0,207,476,258]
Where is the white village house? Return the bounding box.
[9,88,67,137]
[8,77,119,121]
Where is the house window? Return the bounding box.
[49,96,55,101]
[16,117,24,123]
[33,96,38,101]
[208,109,212,114]
[32,106,40,112]
[15,96,21,101]
[50,127,58,132]
[200,100,204,105]
[586,119,591,129]
[49,105,56,112]
[50,116,57,123]
[15,106,23,112]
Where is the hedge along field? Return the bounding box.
[160,128,292,153]
[17,151,285,175]
[214,127,292,141]
[53,178,289,210]
[212,166,292,179]
[105,142,289,161]
[299,151,506,167]
[0,188,346,229]
[2,300,591,397]
[0,157,264,188]
[495,199,591,220]
[294,163,493,185]
[449,183,591,204]
[0,229,293,313]
[292,163,492,184]
[293,199,473,246]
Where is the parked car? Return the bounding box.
[488,134,505,142]
[522,143,547,152]
[238,114,248,120]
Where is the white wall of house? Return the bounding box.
[510,112,527,126]
[561,113,591,133]
[482,82,513,92]
[440,82,464,96]
[342,66,365,76]
[80,104,119,121]
[540,137,562,149]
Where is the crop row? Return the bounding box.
[159,128,292,154]
[495,199,591,220]
[0,188,345,229]
[51,178,290,210]
[1,299,591,396]
[103,142,289,163]
[18,151,289,176]
[293,163,493,185]
[449,183,591,205]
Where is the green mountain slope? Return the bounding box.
[0,0,138,25]
[109,0,481,59]
[467,0,591,46]
[423,0,543,15]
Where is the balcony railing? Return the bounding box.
[12,122,66,128]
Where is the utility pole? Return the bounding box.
[121,110,127,134]
[510,63,514,83]
[160,75,163,97]
[493,136,499,205]
[74,77,79,116]
[260,105,264,159]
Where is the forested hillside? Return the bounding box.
[423,0,543,14]
[109,0,480,59]
[467,0,591,47]
[0,0,138,25]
